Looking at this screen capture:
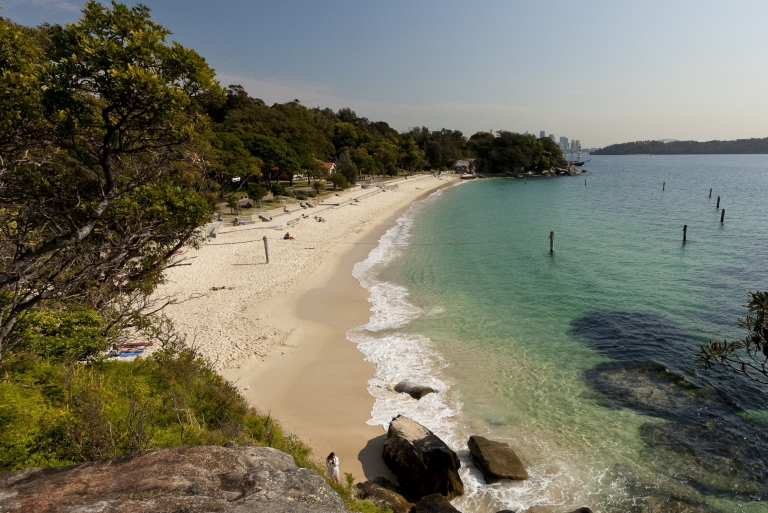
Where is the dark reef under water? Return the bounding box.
[570,311,768,504]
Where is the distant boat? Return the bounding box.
[460,173,477,179]
[572,146,590,166]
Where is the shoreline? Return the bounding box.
[157,175,457,480]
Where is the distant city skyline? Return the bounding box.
[3,0,768,147]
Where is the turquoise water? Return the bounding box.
[355,156,768,512]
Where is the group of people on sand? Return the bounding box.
[314,215,326,222]
[283,232,294,240]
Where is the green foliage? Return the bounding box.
[335,150,359,184]
[0,347,312,470]
[11,308,106,361]
[270,183,288,198]
[0,1,224,352]
[699,291,768,385]
[410,127,470,168]
[247,183,268,206]
[593,138,768,155]
[476,131,562,173]
[329,173,349,190]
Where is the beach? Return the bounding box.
[155,174,458,480]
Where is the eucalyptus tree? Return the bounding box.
[0,2,225,356]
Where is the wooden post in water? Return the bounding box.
[709,188,712,198]
[683,225,687,244]
[263,236,269,264]
[716,196,720,209]
[549,231,554,254]
[585,179,587,186]
[663,182,665,191]
[721,209,725,223]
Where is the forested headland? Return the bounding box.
[0,1,559,500]
[593,138,768,155]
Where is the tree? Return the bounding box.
[270,183,288,202]
[247,183,268,208]
[305,159,327,186]
[698,291,768,385]
[329,173,348,190]
[0,2,224,357]
[335,150,359,184]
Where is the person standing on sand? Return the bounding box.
[326,452,340,483]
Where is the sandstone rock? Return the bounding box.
[522,508,591,513]
[370,475,405,495]
[394,381,436,400]
[382,415,464,502]
[0,443,348,513]
[355,481,414,513]
[467,435,528,483]
[413,493,462,512]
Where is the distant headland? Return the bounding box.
[592,137,768,155]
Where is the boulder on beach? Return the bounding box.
[413,493,462,513]
[382,415,464,502]
[355,481,414,513]
[394,381,437,400]
[468,435,528,483]
[0,443,347,513]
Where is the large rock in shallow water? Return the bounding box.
[355,481,414,513]
[382,415,464,501]
[394,381,436,400]
[467,435,528,483]
[413,493,462,512]
[0,443,348,513]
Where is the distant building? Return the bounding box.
[454,160,471,174]
[322,162,336,174]
[549,134,555,141]
[559,136,568,149]
[539,130,546,138]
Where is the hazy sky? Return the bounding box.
[4,0,768,147]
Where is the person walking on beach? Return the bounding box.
[326,452,340,483]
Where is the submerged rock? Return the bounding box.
[0,443,348,513]
[382,415,464,502]
[573,310,768,501]
[467,435,528,483]
[355,481,414,513]
[413,493,462,512]
[394,381,437,400]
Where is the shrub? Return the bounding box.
[329,173,348,190]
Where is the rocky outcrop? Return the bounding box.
[522,507,592,513]
[467,435,528,483]
[355,481,414,513]
[394,381,436,400]
[413,493,462,513]
[0,443,348,513]
[382,415,464,502]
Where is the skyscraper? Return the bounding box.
[540,130,546,138]
[549,134,555,141]
[559,136,568,149]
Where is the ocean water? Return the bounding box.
[350,155,768,513]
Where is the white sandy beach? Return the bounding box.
[155,174,457,479]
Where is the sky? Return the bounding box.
[3,0,768,147]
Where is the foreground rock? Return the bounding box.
[413,493,462,512]
[383,415,464,501]
[468,435,528,483]
[522,507,592,513]
[355,481,414,513]
[394,381,436,400]
[0,443,347,513]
